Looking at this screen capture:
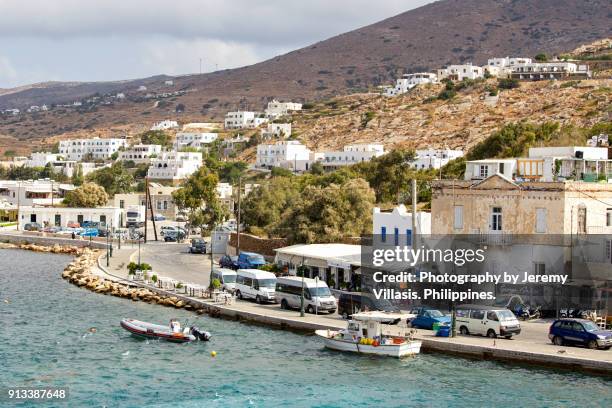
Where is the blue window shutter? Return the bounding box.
[394,228,399,246]
[381,227,386,242]
[406,230,412,246]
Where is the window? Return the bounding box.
[381,226,386,243]
[394,228,399,246]
[534,263,545,276]
[453,206,463,230]
[577,207,586,234]
[490,207,502,231]
[499,162,505,174]
[406,229,412,246]
[156,201,162,210]
[479,165,489,178]
[535,208,547,233]
[487,312,498,321]
[471,310,485,320]
[607,208,612,227]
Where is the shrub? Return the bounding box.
[151,275,158,283]
[212,279,221,289]
[497,78,520,90]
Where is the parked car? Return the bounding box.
[160,226,176,236]
[175,214,187,222]
[164,230,186,242]
[408,307,451,329]
[79,228,99,237]
[455,304,521,339]
[549,318,612,350]
[237,252,266,269]
[81,221,100,229]
[211,268,237,292]
[276,276,336,314]
[67,221,80,228]
[219,255,239,270]
[154,214,166,221]
[43,226,62,233]
[189,238,207,254]
[23,222,42,231]
[337,292,399,319]
[235,269,277,303]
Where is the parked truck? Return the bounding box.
[125,206,145,228]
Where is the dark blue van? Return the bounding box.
[237,252,266,269]
[549,318,612,350]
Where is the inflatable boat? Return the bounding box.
[120,318,211,343]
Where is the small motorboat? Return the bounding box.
[120,318,211,343]
[315,311,421,358]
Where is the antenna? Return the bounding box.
[199,58,202,75]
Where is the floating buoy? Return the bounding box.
[210,351,217,357]
[3,299,9,304]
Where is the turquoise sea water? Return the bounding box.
[0,249,610,408]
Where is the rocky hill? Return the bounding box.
[0,0,610,151]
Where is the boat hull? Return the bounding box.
[120,319,196,343]
[315,330,421,358]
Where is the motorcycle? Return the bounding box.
[559,308,589,319]
[514,303,541,320]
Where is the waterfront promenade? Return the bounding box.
[89,242,612,376]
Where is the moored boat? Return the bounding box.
[315,311,421,358]
[120,318,211,342]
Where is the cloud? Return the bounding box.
[0,0,434,87]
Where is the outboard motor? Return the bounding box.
[190,326,211,341]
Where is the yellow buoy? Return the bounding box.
[210,351,217,357]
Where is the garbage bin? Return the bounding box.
[432,322,442,333]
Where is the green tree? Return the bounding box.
[277,178,375,244]
[535,53,548,62]
[140,130,171,147]
[3,150,16,157]
[497,78,520,90]
[309,161,324,175]
[271,167,293,177]
[172,166,227,235]
[86,162,134,196]
[355,149,417,203]
[218,161,248,184]
[110,151,119,160]
[63,182,108,207]
[72,164,84,186]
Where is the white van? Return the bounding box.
[275,276,337,314]
[235,269,277,303]
[455,304,521,339]
[211,268,237,293]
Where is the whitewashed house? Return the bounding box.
[256,141,312,171]
[151,120,179,131]
[18,206,122,229]
[265,100,302,119]
[411,149,464,170]
[0,179,75,207]
[372,205,431,247]
[464,159,517,181]
[51,161,100,178]
[175,132,218,149]
[118,144,162,164]
[147,152,202,184]
[224,111,257,129]
[26,152,61,168]
[317,144,385,170]
[58,137,128,161]
[383,73,438,97]
[261,123,292,139]
[510,61,590,80]
[437,63,484,81]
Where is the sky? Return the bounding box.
[0,0,434,88]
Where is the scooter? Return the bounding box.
[515,303,541,320]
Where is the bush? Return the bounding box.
[127,262,152,275]
[212,279,221,289]
[497,78,520,90]
[151,274,158,283]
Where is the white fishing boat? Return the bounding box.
[315,311,421,358]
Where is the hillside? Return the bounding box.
[0,0,610,150]
[235,78,611,163]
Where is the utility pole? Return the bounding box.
[146,178,158,241]
[236,176,241,255]
[411,179,418,249]
[144,178,148,244]
[300,256,305,317]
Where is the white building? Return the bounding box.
[317,144,385,170]
[464,159,518,181]
[147,151,202,184]
[487,57,533,68]
[383,72,438,97]
[175,132,218,149]
[117,144,162,164]
[510,62,591,80]
[58,137,128,161]
[0,179,75,206]
[411,149,464,170]
[26,152,60,168]
[372,205,432,247]
[18,206,122,229]
[151,120,179,131]
[265,100,303,119]
[216,183,233,200]
[138,85,147,92]
[256,140,312,171]
[261,123,292,139]
[438,63,484,81]
[51,161,100,178]
[224,111,256,129]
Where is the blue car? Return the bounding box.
[237,252,266,269]
[549,318,612,350]
[409,307,451,330]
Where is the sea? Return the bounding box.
[0,249,610,407]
